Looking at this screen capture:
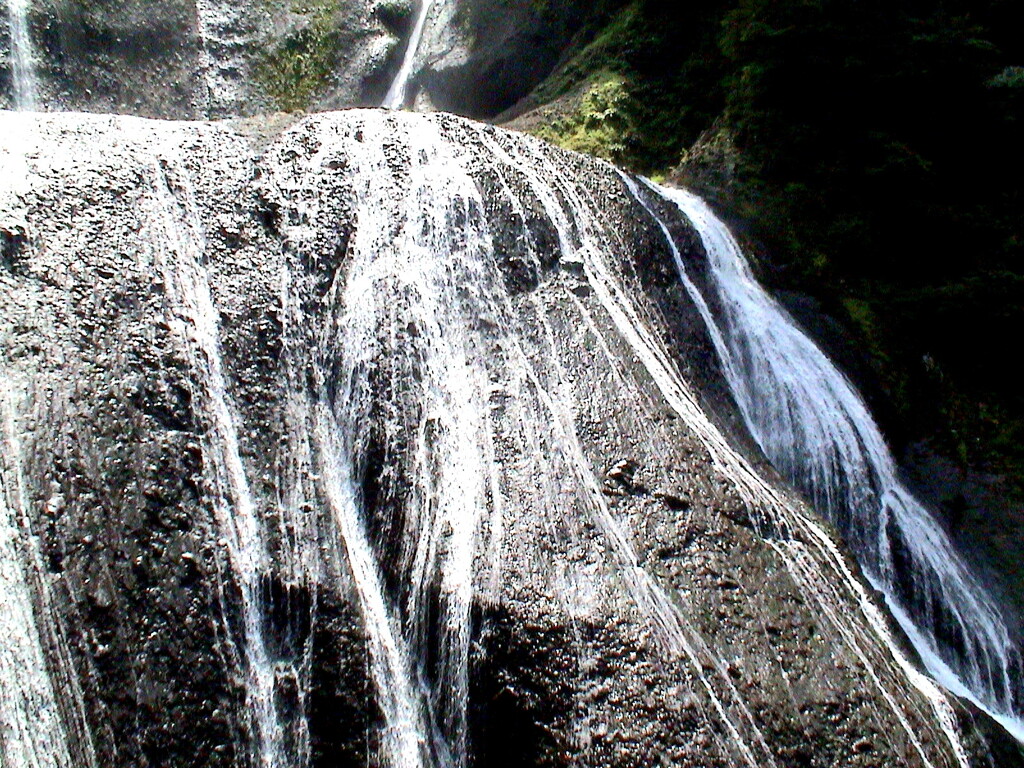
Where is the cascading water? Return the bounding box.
[262,109,976,768]
[0,382,73,768]
[4,107,1004,768]
[5,0,39,111]
[271,111,503,768]
[382,0,434,109]
[315,116,500,768]
[268,110,772,768]
[636,181,1024,740]
[147,153,289,767]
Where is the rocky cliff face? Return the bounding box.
[1,108,1019,767]
[0,0,591,119]
[0,0,405,117]
[404,0,594,117]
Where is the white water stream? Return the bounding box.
[382,0,434,109]
[148,156,288,768]
[299,113,500,768]
[0,383,73,768]
[0,108,992,767]
[264,110,976,767]
[5,0,39,111]
[645,182,1024,741]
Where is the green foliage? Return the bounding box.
[528,2,641,105]
[531,73,638,163]
[255,0,343,112]
[523,0,730,174]
[990,66,1024,89]
[377,0,411,18]
[523,0,1024,516]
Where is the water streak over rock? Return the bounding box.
[0,109,1020,767]
[639,182,1024,741]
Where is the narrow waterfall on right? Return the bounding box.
[382,0,435,109]
[637,180,1024,739]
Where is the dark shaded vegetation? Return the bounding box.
[708,0,1024,620]
[516,0,1024,607]
[718,0,1024,539]
[717,0,1023,424]
[508,0,732,170]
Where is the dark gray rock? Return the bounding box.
[411,0,592,118]
[1,109,1020,768]
[1,0,407,117]
[1,0,604,120]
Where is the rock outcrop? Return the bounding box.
[0,0,596,119]
[2,109,1021,767]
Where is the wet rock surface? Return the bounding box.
[410,0,593,118]
[0,0,413,117]
[0,0,589,119]
[1,109,1022,767]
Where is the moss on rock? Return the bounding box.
[255,0,346,112]
[528,72,638,164]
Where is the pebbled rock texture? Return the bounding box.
[0,0,592,120]
[1,109,1022,768]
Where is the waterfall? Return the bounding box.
[637,181,1024,741]
[4,108,997,767]
[148,157,288,767]
[382,0,434,109]
[260,109,976,767]
[268,111,761,767]
[0,382,73,768]
[5,0,38,111]
[277,112,497,768]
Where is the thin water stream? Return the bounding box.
[641,181,1024,741]
[382,0,434,109]
[5,0,39,111]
